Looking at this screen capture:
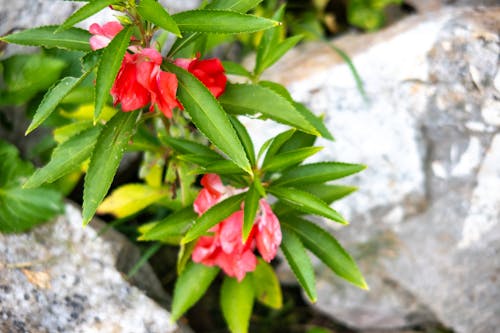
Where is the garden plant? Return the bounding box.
[0,0,368,332]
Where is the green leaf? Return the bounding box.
[220,275,254,333]
[167,0,262,56]
[255,5,285,75]
[81,50,102,72]
[307,328,333,333]
[294,102,334,140]
[182,193,245,244]
[262,146,322,172]
[201,160,246,175]
[26,74,89,134]
[127,242,162,278]
[207,0,263,12]
[24,126,102,188]
[275,130,316,154]
[261,129,295,166]
[283,216,368,290]
[347,0,387,31]
[0,187,64,233]
[177,241,196,275]
[177,154,219,167]
[162,136,221,160]
[172,261,219,320]
[268,186,347,224]
[82,111,138,225]
[252,259,282,309]
[281,226,317,302]
[167,32,201,57]
[172,10,279,34]
[0,26,92,51]
[222,61,252,78]
[274,184,357,216]
[261,35,303,71]
[220,83,318,135]
[243,182,260,242]
[53,120,93,144]
[326,43,367,100]
[59,0,119,31]
[138,0,181,37]
[258,80,292,100]
[1,53,66,105]
[229,116,256,167]
[165,63,251,174]
[298,184,357,204]
[97,184,169,218]
[94,26,133,121]
[139,206,197,243]
[273,162,366,187]
[0,141,64,233]
[259,81,333,140]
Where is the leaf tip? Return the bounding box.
[360,279,369,290]
[180,235,191,245]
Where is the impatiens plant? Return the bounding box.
[1,0,367,331]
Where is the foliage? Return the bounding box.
[0,140,64,232]
[0,1,369,332]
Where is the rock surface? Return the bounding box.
[0,203,185,333]
[261,6,500,333]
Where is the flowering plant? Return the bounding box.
[1,0,367,331]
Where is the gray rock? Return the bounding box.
[0,203,186,333]
[405,0,499,13]
[258,6,500,333]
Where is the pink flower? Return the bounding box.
[111,48,182,117]
[174,56,227,98]
[255,200,282,262]
[191,174,281,281]
[89,21,123,51]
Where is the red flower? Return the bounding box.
[111,48,181,117]
[89,21,123,51]
[174,56,227,98]
[191,174,281,281]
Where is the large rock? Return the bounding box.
[0,203,186,333]
[258,6,499,333]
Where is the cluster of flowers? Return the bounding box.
[192,175,282,281]
[89,22,227,118]
[90,23,282,281]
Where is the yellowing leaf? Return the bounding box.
[59,103,116,122]
[97,184,169,218]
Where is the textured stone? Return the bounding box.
[259,6,500,333]
[0,203,186,333]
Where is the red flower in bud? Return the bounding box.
[89,21,123,51]
[111,48,181,117]
[174,56,227,98]
[191,174,281,281]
